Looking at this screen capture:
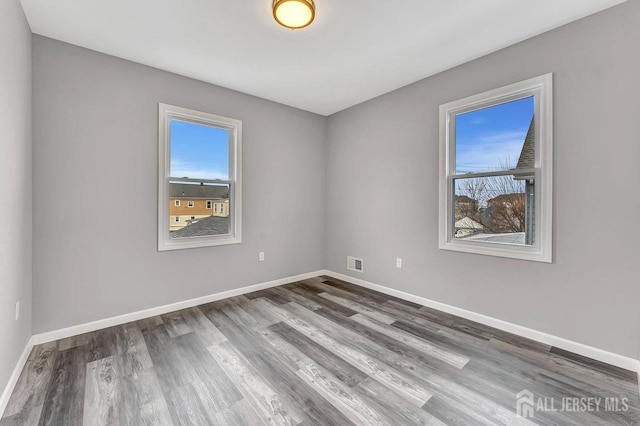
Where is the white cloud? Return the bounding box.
[456,129,528,173]
[170,159,228,180]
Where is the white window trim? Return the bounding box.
[174,200,180,207]
[158,103,242,251]
[438,74,553,263]
[187,200,194,208]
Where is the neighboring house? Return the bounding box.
[485,193,526,233]
[455,217,485,238]
[169,183,230,231]
[454,195,478,221]
[170,216,230,238]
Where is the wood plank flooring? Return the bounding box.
[2,276,639,425]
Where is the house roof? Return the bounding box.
[170,183,228,199]
[464,232,525,244]
[170,216,230,239]
[488,193,524,204]
[514,118,535,179]
[455,217,485,230]
[455,195,475,204]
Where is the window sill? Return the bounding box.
[158,235,241,252]
[439,239,552,263]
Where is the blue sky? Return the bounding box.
[455,96,534,174]
[170,120,229,179]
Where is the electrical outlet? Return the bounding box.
[15,301,20,321]
[396,258,402,268]
[259,252,265,262]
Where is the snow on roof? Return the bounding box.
[455,217,485,229]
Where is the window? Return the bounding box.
[158,103,242,251]
[174,200,180,207]
[175,216,180,222]
[439,74,552,262]
[214,203,217,213]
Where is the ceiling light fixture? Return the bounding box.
[273,0,315,30]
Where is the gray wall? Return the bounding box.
[32,37,326,333]
[0,0,32,393]
[326,0,640,358]
[28,0,640,361]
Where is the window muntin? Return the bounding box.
[439,74,552,262]
[158,104,242,251]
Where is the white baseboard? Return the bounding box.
[0,336,34,418]
[324,271,640,373]
[32,270,325,346]
[22,268,640,379]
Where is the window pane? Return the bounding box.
[453,174,534,245]
[455,97,534,174]
[169,181,230,238]
[170,120,229,180]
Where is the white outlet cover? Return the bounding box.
[396,258,402,268]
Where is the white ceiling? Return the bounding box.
[20,0,626,116]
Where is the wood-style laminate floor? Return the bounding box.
[2,276,639,425]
